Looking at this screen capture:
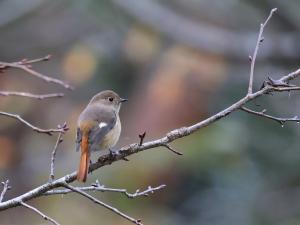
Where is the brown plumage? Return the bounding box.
[76,90,127,182]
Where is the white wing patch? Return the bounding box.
[99,122,108,129]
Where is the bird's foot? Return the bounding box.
[88,160,93,174]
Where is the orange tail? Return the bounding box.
[77,134,90,182]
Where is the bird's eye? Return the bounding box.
[108,97,114,102]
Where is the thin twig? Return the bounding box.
[61,183,143,225]
[18,55,52,65]
[241,107,300,125]
[0,111,69,136]
[138,132,146,146]
[163,144,183,155]
[271,86,300,92]
[0,56,73,90]
[15,64,73,90]
[0,180,10,202]
[248,8,277,94]
[21,201,60,225]
[44,183,166,198]
[0,91,64,99]
[125,185,166,198]
[49,125,65,181]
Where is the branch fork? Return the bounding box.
[0,180,11,203]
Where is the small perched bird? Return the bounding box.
[76,90,127,182]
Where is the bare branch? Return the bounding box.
[0,180,10,203]
[18,65,73,90]
[0,112,69,136]
[281,68,300,83]
[44,182,166,198]
[138,132,146,146]
[261,76,297,90]
[61,183,143,225]
[163,144,183,155]
[49,126,65,181]
[0,68,299,213]
[271,86,300,92]
[125,185,166,198]
[248,8,277,94]
[240,107,300,125]
[19,55,52,65]
[0,91,64,99]
[0,56,73,90]
[21,201,60,225]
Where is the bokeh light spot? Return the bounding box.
[63,45,98,85]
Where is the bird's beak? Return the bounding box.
[120,98,128,103]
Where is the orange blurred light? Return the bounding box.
[0,136,16,169]
[63,45,98,85]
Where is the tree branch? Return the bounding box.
[0,91,64,99]
[49,127,65,181]
[241,107,300,125]
[44,181,166,198]
[138,132,146,146]
[19,55,52,64]
[162,143,183,156]
[248,8,277,94]
[0,67,299,220]
[61,182,143,225]
[0,180,10,203]
[0,55,73,90]
[21,201,60,225]
[0,56,71,135]
[0,66,298,211]
[0,112,69,136]
[271,86,300,92]
[281,68,300,83]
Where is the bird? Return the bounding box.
[76,90,127,182]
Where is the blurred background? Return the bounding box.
[0,0,300,224]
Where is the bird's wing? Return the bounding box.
[89,110,117,151]
[75,127,82,152]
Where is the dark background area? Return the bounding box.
[0,0,300,224]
